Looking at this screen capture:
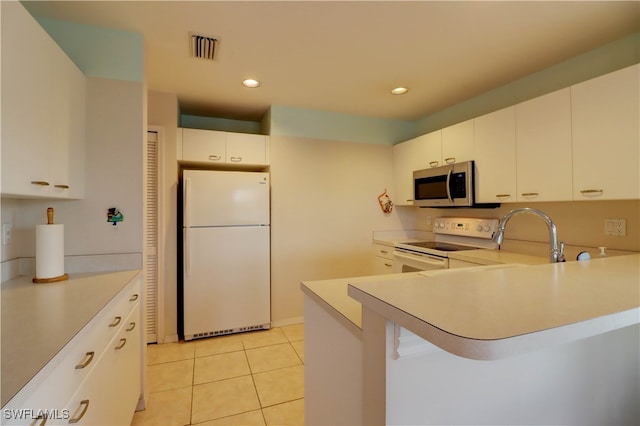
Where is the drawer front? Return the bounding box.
[3,277,141,418]
[61,303,142,426]
[374,256,394,275]
[373,243,394,260]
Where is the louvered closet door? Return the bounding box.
[145,131,159,343]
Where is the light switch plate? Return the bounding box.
[2,223,12,245]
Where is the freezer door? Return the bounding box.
[183,170,269,227]
[183,226,270,338]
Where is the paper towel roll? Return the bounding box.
[35,224,65,279]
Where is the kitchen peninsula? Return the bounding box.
[303,254,640,425]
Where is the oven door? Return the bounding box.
[392,248,448,273]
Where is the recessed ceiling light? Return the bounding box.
[391,87,409,95]
[242,79,260,88]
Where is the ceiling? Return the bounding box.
[22,1,640,122]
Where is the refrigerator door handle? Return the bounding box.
[184,177,191,277]
[184,228,191,277]
[183,177,191,228]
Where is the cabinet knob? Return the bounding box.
[429,161,439,167]
[208,155,222,161]
[129,294,139,302]
[126,322,136,332]
[229,156,243,162]
[444,157,455,164]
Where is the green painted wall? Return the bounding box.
[35,17,144,82]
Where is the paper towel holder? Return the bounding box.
[33,207,69,284]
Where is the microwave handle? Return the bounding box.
[445,167,453,203]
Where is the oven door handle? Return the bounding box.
[394,251,447,267]
[445,167,453,203]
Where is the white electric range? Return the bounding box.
[393,217,499,273]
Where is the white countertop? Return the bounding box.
[1,270,141,406]
[449,249,549,265]
[348,254,640,360]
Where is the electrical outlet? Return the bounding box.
[604,218,626,236]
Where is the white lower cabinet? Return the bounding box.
[373,243,394,275]
[2,276,143,426]
[61,304,141,425]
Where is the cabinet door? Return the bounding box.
[516,88,573,202]
[571,64,640,200]
[474,107,517,203]
[1,2,53,197]
[226,132,267,165]
[441,120,474,165]
[392,133,433,205]
[49,42,86,199]
[422,130,443,168]
[182,128,226,163]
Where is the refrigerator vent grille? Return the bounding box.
[191,33,217,60]
[191,323,270,340]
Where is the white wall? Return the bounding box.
[270,135,415,325]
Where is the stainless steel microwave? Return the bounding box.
[413,161,476,207]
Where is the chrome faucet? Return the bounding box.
[494,207,565,263]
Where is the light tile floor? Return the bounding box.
[131,325,305,426]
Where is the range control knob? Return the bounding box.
[483,225,491,232]
[476,225,484,232]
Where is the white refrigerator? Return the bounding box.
[182,169,270,341]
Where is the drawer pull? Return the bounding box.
[30,181,50,186]
[229,156,243,162]
[379,250,389,254]
[126,322,136,332]
[384,263,392,267]
[115,338,127,350]
[75,351,95,369]
[69,400,90,423]
[444,157,455,164]
[521,192,539,197]
[108,316,122,327]
[496,194,511,198]
[129,294,139,302]
[208,155,222,161]
[35,414,48,426]
[429,161,439,167]
[580,189,603,195]
[54,184,70,189]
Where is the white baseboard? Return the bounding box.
[271,316,304,328]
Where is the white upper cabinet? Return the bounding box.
[1,2,86,199]
[473,107,517,203]
[182,128,226,163]
[441,119,474,165]
[392,131,440,205]
[571,64,640,200]
[181,128,269,166]
[515,88,573,202]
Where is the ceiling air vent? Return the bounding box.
[191,33,217,60]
